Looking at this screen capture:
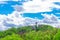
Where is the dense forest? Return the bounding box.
[0,25,60,40]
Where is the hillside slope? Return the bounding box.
[0,25,60,40]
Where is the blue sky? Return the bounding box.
[0,1,60,19]
[0,1,22,15]
[0,0,60,30]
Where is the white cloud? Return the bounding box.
[12,5,24,12]
[0,11,60,30]
[6,11,25,25]
[0,11,39,30]
[0,11,25,30]
[0,11,41,30]
[0,0,30,1]
[52,0,60,2]
[23,14,60,28]
[1,0,59,2]
[0,0,7,1]
[24,17,40,26]
[0,1,7,4]
[11,0,60,13]
[22,0,60,13]
[40,14,60,27]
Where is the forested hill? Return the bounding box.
[0,25,60,40]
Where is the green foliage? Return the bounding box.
[0,31,4,38]
[0,25,60,40]
[38,25,54,31]
[0,27,18,38]
[17,26,32,33]
[53,29,60,40]
[23,31,52,40]
[1,33,23,40]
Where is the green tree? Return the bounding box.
[1,33,23,40]
[53,29,60,40]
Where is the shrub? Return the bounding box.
[1,33,23,40]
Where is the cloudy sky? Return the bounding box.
[0,0,60,30]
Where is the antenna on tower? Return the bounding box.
[35,17,38,31]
